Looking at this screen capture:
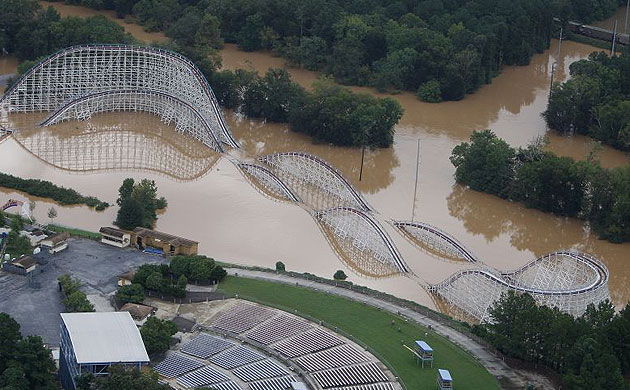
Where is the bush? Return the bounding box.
[333,270,348,280]
[140,317,177,355]
[58,274,94,312]
[275,261,285,272]
[170,255,226,283]
[116,284,145,304]
[417,80,442,103]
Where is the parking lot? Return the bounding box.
[0,237,166,345]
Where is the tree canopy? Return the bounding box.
[115,178,167,230]
[140,317,177,355]
[544,49,630,151]
[475,292,630,390]
[451,130,630,242]
[0,313,57,390]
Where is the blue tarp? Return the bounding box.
[143,247,164,255]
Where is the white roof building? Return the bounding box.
[60,312,149,364]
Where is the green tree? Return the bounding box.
[47,206,57,225]
[417,80,442,103]
[145,271,165,292]
[450,130,516,198]
[543,75,601,135]
[0,313,56,389]
[115,198,145,230]
[177,275,187,290]
[140,317,177,355]
[86,365,170,389]
[333,270,347,280]
[275,261,285,272]
[116,284,145,304]
[512,154,587,216]
[117,178,135,206]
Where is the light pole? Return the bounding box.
[411,139,421,222]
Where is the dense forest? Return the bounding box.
[211,69,402,147]
[0,0,134,60]
[37,0,626,102]
[544,48,630,151]
[475,293,630,390]
[450,130,630,243]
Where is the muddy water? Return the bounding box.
[38,1,168,43]
[1,4,629,310]
[592,5,630,32]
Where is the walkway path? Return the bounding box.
[226,268,539,390]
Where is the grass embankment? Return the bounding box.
[218,276,499,390]
[0,172,109,210]
[48,224,101,240]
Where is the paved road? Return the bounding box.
[227,268,531,390]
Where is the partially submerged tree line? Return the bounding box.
[450,130,630,243]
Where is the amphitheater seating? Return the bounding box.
[311,362,389,388]
[180,333,233,358]
[211,345,266,369]
[212,303,276,333]
[209,382,243,390]
[329,383,395,390]
[294,345,369,372]
[246,314,313,345]
[274,328,344,358]
[233,359,291,382]
[248,376,298,390]
[153,353,204,378]
[176,365,230,388]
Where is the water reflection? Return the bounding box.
[228,112,400,194]
[10,112,220,181]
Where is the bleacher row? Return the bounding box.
[154,331,300,390]
[311,363,389,388]
[294,345,369,371]
[208,302,399,390]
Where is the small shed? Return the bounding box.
[99,227,131,248]
[41,232,69,254]
[437,369,453,389]
[120,303,155,326]
[414,340,434,367]
[2,255,39,275]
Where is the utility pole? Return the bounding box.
[611,20,618,56]
[557,27,563,58]
[625,0,629,35]
[549,62,556,99]
[411,139,421,222]
[359,144,366,181]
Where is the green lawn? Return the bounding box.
[48,224,102,240]
[218,276,499,390]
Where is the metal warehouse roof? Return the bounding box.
[60,312,149,364]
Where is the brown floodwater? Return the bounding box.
[38,1,168,44]
[1,5,629,311]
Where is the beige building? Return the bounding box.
[40,232,69,254]
[131,227,198,256]
[99,227,131,248]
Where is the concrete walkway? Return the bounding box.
[226,268,533,390]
